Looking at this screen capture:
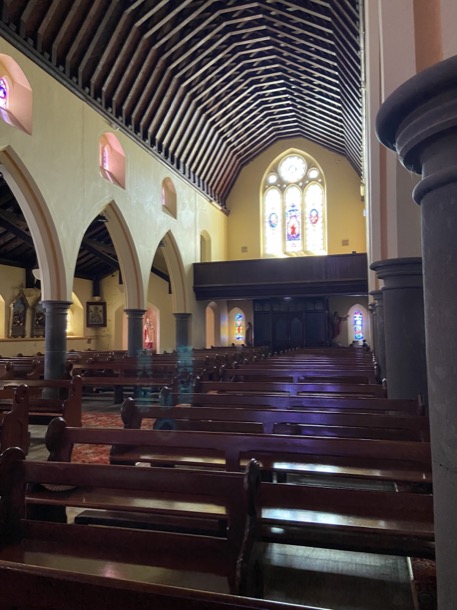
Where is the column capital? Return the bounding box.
[124,308,146,319]
[376,55,457,205]
[41,300,72,312]
[370,257,423,290]
[173,312,191,320]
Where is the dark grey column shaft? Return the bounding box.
[369,290,386,382]
[42,300,72,379]
[376,55,457,607]
[174,313,191,350]
[370,259,427,404]
[125,309,146,357]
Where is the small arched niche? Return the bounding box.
[0,54,33,135]
[200,230,212,262]
[99,133,126,189]
[162,177,177,218]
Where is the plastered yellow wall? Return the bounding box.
[226,137,365,260]
[0,39,228,348]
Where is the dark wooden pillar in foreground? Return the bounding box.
[376,55,457,608]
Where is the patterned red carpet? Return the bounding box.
[72,412,123,464]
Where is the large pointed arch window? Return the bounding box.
[262,152,326,257]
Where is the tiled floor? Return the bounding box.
[27,395,416,610]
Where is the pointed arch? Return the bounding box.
[0,54,32,134]
[97,201,144,310]
[159,231,187,313]
[0,146,67,300]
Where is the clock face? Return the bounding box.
[278,155,307,183]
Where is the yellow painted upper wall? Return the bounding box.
[0,39,228,315]
[226,137,365,260]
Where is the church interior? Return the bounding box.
[0,1,456,608]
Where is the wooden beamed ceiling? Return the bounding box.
[0,0,363,208]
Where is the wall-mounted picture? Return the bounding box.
[86,301,107,327]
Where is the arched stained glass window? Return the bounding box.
[353,310,364,341]
[235,313,244,341]
[285,185,302,253]
[262,152,326,257]
[0,77,8,109]
[101,144,110,170]
[264,187,282,255]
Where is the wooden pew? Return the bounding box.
[193,379,386,397]
[0,377,83,427]
[32,423,434,562]
[162,389,423,415]
[259,480,434,558]
[0,560,321,610]
[42,418,432,488]
[1,447,263,598]
[221,366,378,385]
[0,385,30,453]
[122,399,430,442]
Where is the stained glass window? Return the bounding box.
[101,145,109,170]
[235,313,244,341]
[0,78,7,109]
[264,187,282,255]
[304,182,324,254]
[353,310,364,341]
[285,185,302,253]
[262,153,326,257]
[279,155,307,182]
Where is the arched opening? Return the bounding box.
[99,133,126,188]
[0,54,33,134]
[162,177,177,218]
[200,230,212,262]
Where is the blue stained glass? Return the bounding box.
[235,313,244,341]
[353,310,364,341]
[0,78,7,108]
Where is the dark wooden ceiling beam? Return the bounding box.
[102,31,144,111]
[51,0,88,68]
[0,208,34,247]
[36,0,69,55]
[1,0,29,24]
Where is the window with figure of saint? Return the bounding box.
[9,292,28,338]
[353,310,364,343]
[235,312,244,342]
[262,151,327,257]
[32,300,46,338]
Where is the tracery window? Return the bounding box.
[262,152,326,257]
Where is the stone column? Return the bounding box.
[370,258,427,404]
[174,313,191,350]
[124,309,146,357]
[368,290,386,383]
[42,300,72,379]
[376,55,457,608]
